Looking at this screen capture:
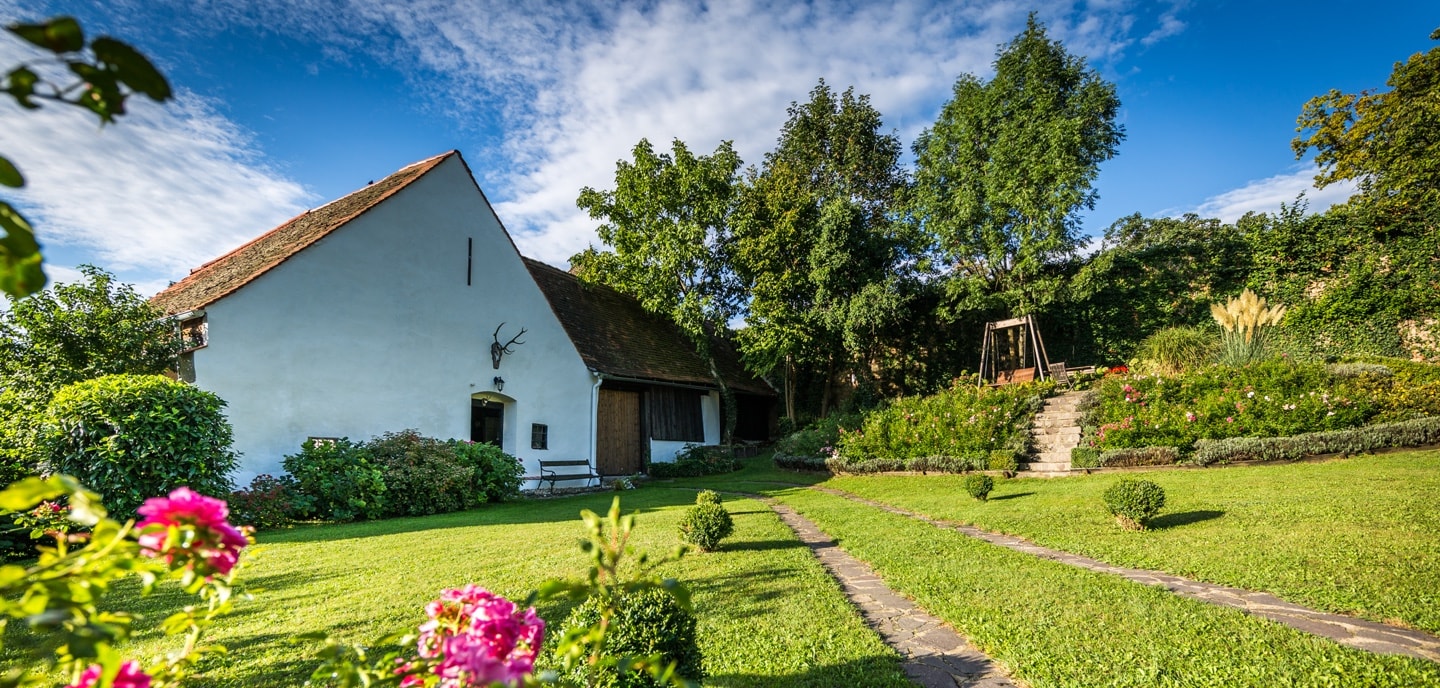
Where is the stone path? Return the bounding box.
[814,486,1440,663]
[762,498,1018,688]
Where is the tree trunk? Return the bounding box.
[819,355,836,418]
[706,354,737,445]
[784,355,797,423]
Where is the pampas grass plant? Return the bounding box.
[1211,289,1287,366]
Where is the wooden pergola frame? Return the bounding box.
[978,315,1052,386]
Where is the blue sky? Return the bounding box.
[1,1,1434,295]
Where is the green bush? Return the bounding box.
[1102,479,1166,531]
[773,413,862,460]
[1192,416,1440,465]
[1070,446,1102,468]
[678,502,734,551]
[40,374,237,516]
[1130,325,1217,375]
[228,474,307,530]
[773,453,830,472]
[556,587,704,688]
[448,440,524,503]
[1327,362,1393,378]
[834,380,1052,471]
[987,450,1019,472]
[962,474,994,501]
[282,438,385,522]
[1098,446,1180,467]
[648,444,739,478]
[368,431,473,517]
[695,489,722,506]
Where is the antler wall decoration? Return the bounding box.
[491,323,527,369]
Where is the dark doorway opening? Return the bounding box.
[471,399,504,449]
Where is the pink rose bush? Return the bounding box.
[403,585,545,687]
[68,660,152,688]
[137,487,250,576]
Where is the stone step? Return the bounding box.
[1021,461,1071,472]
[1032,443,1080,455]
[1032,418,1083,430]
[1031,451,1073,463]
[1034,410,1084,421]
[1030,425,1082,437]
[1015,470,1072,478]
[1041,400,1084,410]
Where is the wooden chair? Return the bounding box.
[1048,362,1070,388]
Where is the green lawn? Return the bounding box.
[8,489,908,687]
[816,450,1440,634]
[761,486,1440,687]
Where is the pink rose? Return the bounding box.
[416,585,544,687]
[136,488,249,576]
[69,660,151,688]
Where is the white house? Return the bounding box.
[151,151,774,485]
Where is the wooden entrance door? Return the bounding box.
[596,389,642,475]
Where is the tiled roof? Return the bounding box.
[150,151,455,315]
[524,258,774,396]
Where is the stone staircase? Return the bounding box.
[1020,391,1088,477]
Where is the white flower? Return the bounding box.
[1327,411,1335,417]
[1247,391,1255,398]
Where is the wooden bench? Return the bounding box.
[990,367,1037,387]
[529,459,601,494]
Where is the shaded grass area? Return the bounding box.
[5,488,908,687]
[766,487,1440,687]
[820,450,1440,633]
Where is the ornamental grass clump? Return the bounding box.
[678,497,734,552]
[962,474,994,501]
[695,489,722,506]
[1211,289,1287,366]
[1102,478,1166,531]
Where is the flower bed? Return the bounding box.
[1082,357,1440,458]
[827,379,1052,473]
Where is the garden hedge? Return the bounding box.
[1193,416,1440,465]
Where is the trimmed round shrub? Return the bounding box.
[448,439,524,503]
[282,438,385,522]
[1102,478,1166,531]
[41,374,237,516]
[962,474,994,501]
[367,430,472,517]
[678,502,734,551]
[556,587,704,687]
[695,489,722,506]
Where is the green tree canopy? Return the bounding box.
[731,80,912,418]
[912,14,1123,315]
[571,138,744,439]
[1294,28,1440,215]
[0,264,179,403]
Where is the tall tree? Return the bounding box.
[571,138,744,441]
[731,80,912,419]
[1293,28,1440,215]
[912,14,1123,315]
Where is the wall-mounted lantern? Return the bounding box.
[493,376,505,392]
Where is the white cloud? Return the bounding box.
[1141,1,1186,46]
[0,30,315,283]
[257,0,1170,265]
[1186,167,1358,222]
[11,0,1192,279]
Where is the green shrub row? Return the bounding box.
[279,431,523,524]
[1192,416,1440,466]
[819,450,1021,475]
[1071,446,1180,469]
[648,444,741,478]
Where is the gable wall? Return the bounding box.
[191,156,596,481]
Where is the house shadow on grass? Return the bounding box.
[1149,510,1225,529]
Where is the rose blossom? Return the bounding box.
[69,660,151,688]
[415,585,544,687]
[136,488,248,575]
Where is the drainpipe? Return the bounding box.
[588,372,603,472]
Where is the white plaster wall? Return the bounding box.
[190,156,597,484]
[649,391,722,464]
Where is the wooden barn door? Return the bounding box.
[596,389,643,475]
